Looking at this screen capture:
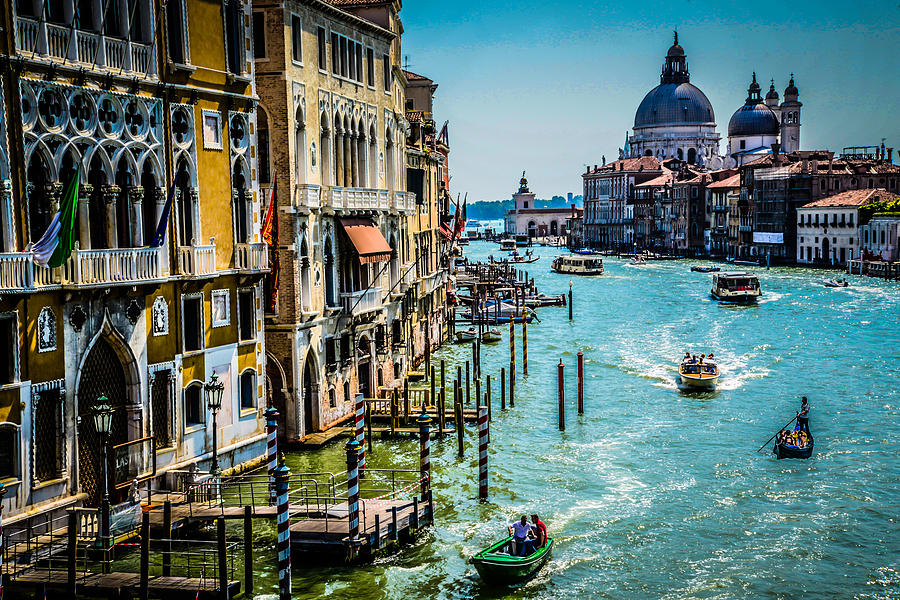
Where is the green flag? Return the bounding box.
[32,169,80,268]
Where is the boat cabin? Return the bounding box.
[551,255,604,275]
[711,271,761,302]
[500,239,517,251]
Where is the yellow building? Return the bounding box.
[254,0,423,440]
[0,0,267,522]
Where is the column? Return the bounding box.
[104,185,120,249]
[343,133,352,188]
[190,189,201,245]
[334,130,344,187]
[77,183,93,250]
[130,186,144,247]
[0,180,14,251]
[349,133,358,188]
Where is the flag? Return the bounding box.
[148,184,177,247]
[32,168,80,268]
[262,177,279,312]
[453,198,467,241]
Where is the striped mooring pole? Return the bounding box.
[345,439,361,541]
[558,359,566,431]
[478,405,489,501]
[265,407,279,503]
[354,394,366,478]
[417,411,432,500]
[274,459,291,600]
[522,317,528,375]
[577,351,584,415]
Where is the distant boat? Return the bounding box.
[678,358,720,390]
[691,265,720,273]
[500,239,516,252]
[710,272,761,303]
[455,327,477,343]
[481,328,502,343]
[824,278,849,288]
[551,255,603,275]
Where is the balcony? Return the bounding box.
[739,224,753,232]
[325,187,391,212]
[712,205,729,213]
[14,17,157,77]
[0,247,166,292]
[392,191,417,214]
[177,244,216,278]
[291,184,321,212]
[235,243,268,273]
[341,287,382,316]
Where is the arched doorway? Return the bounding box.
[302,352,318,435]
[822,237,830,263]
[77,337,131,507]
[356,336,372,399]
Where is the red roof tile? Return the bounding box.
[800,188,899,208]
[707,174,741,189]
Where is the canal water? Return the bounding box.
[255,240,900,599]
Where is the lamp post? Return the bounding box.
[92,399,114,574]
[205,373,225,474]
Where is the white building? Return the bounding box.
[726,74,802,166]
[504,173,572,239]
[796,189,896,265]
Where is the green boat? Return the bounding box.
[470,535,554,585]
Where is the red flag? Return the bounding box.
[453,198,467,241]
[262,177,279,312]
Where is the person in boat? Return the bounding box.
[509,515,536,556]
[797,397,810,434]
[683,352,692,363]
[707,352,715,362]
[699,354,705,364]
[531,514,547,548]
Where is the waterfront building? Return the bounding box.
[254,0,424,440]
[504,173,570,239]
[582,157,662,250]
[627,33,724,168]
[739,145,899,261]
[566,206,584,249]
[633,169,674,250]
[860,214,900,263]
[0,0,268,520]
[797,189,900,265]
[707,173,740,257]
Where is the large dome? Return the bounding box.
[728,103,779,137]
[634,83,716,128]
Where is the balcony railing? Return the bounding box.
[1,247,165,291]
[14,17,157,77]
[341,287,382,316]
[712,205,729,213]
[739,224,753,232]
[177,244,216,277]
[294,184,321,211]
[326,187,392,212]
[393,191,417,213]
[235,242,268,272]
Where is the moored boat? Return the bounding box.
[455,327,477,343]
[500,239,516,252]
[470,535,554,585]
[524,293,566,308]
[710,271,761,303]
[481,328,502,343]
[678,358,720,390]
[551,255,603,275]
[774,428,814,459]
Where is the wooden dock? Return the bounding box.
[7,569,240,599]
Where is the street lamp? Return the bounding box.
[205,373,225,474]
[92,398,114,574]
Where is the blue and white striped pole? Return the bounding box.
[355,394,366,478]
[345,439,361,541]
[266,407,279,503]
[274,459,291,600]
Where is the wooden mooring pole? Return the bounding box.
[140,512,149,600]
[569,281,573,321]
[244,505,254,598]
[509,359,516,408]
[217,516,227,600]
[486,375,492,422]
[466,361,471,405]
[275,460,292,600]
[162,501,172,575]
[266,407,279,503]
[577,351,584,415]
[455,382,464,457]
[366,401,373,453]
[501,367,506,410]
[478,405,489,501]
[558,359,566,431]
[522,317,528,375]
[418,412,432,500]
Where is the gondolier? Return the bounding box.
[797,397,810,433]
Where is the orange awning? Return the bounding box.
[339,218,393,264]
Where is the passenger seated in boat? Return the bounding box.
[531,514,547,548]
[707,353,715,362]
[508,516,537,556]
[699,354,705,364]
[684,352,691,362]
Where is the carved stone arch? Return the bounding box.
[173,151,199,188]
[24,137,60,182]
[84,144,114,181]
[110,146,140,183]
[232,154,251,186]
[137,148,165,183]
[300,347,320,436]
[319,109,330,133]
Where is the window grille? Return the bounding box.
[150,368,174,449]
[32,380,65,483]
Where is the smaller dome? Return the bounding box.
[765,81,779,101]
[728,103,780,137]
[784,74,798,97]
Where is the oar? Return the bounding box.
[757,415,798,452]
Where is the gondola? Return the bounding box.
[470,535,553,585]
[773,429,814,459]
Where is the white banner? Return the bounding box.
[753,232,784,244]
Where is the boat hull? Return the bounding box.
[551,266,604,276]
[679,374,719,389]
[471,536,553,585]
[774,437,814,459]
[710,290,759,303]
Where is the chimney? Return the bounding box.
[594,165,597,171]
[571,203,576,217]
[801,158,809,173]
[828,157,833,174]
[888,148,894,163]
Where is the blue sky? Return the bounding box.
[400,1,900,201]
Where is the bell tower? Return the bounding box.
[780,75,802,153]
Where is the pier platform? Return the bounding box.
[6,570,239,599]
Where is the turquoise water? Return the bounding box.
[255,240,900,599]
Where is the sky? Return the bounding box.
[399,1,900,201]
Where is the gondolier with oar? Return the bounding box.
[797,397,810,434]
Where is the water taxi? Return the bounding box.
[710,271,761,303]
[678,358,720,390]
[691,265,720,273]
[551,255,603,275]
[824,278,849,288]
[470,536,554,585]
[499,239,516,252]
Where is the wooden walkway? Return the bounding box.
[8,569,240,599]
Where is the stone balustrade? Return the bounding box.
[178,244,216,278]
[392,191,417,213]
[341,287,382,316]
[235,242,268,272]
[294,184,321,211]
[15,17,157,77]
[0,247,165,291]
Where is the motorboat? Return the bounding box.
[455,327,477,343]
[710,271,761,303]
[470,535,554,585]
[630,255,647,265]
[524,293,566,308]
[678,358,720,390]
[571,248,600,255]
[551,255,603,275]
[691,265,720,273]
[824,278,849,288]
[499,239,516,252]
[481,328,502,343]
